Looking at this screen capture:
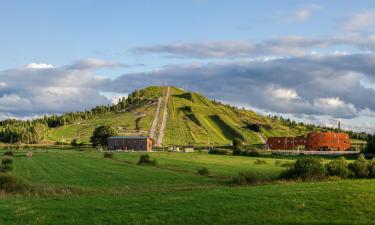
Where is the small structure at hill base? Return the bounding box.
[266,131,351,151]
[107,136,153,151]
[26,151,33,158]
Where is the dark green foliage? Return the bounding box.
[208,149,229,155]
[241,150,263,157]
[232,171,262,185]
[326,157,351,178]
[90,125,117,147]
[232,138,244,155]
[254,159,267,165]
[365,135,375,153]
[103,152,114,159]
[1,158,13,165]
[197,167,209,176]
[0,175,28,193]
[3,151,14,156]
[349,154,369,178]
[137,154,157,166]
[368,159,375,178]
[280,158,327,181]
[0,164,12,173]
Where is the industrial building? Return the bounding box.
[266,131,351,151]
[107,136,153,151]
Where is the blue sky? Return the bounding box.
[1,0,375,132]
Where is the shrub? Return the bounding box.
[0,175,28,193]
[326,157,351,178]
[368,159,375,178]
[254,159,267,165]
[3,151,14,157]
[232,138,244,155]
[197,167,209,176]
[0,164,12,173]
[232,171,262,185]
[280,158,327,181]
[281,162,294,168]
[103,152,114,159]
[137,154,157,166]
[208,149,228,155]
[1,158,13,165]
[242,150,262,157]
[349,154,369,178]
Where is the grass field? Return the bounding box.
[1,149,375,224]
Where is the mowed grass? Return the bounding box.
[1,150,375,224]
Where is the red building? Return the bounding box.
[107,136,153,151]
[266,132,351,151]
[306,132,351,151]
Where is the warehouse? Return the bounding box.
[107,136,153,151]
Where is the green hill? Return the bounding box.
[47,86,312,146]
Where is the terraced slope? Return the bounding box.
[47,86,310,146]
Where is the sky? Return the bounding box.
[1,0,375,132]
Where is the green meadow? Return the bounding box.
[1,149,375,224]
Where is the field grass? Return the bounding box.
[1,149,375,224]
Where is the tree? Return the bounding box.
[90,125,117,147]
[365,134,375,153]
[232,138,243,155]
[71,139,78,148]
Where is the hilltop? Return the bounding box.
[45,86,315,146]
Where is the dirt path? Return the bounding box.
[149,97,162,140]
[156,86,170,147]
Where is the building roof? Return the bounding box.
[108,136,150,140]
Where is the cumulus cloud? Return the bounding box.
[133,35,375,58]
[67,58,127,70]
[27,63,54,69]
[280,5,321,23]
[111,53,375,119]
[341,10,375,33]
[0,59,122,118]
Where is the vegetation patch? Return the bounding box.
[103,152,114,159]
[280,158,327,181]
[254,159,267,165]
[137,154,158,166]
[326,157,351,178]
[197,167,209,176]
[3,151,14,156]
[231,171,265,185]
[208,149,229,155]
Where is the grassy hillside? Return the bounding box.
[47,86,313,146]
[1,149,375,224]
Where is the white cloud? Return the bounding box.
[341,10,375,33]
[27,63,54,69]
[280,5,321,23]
[268,86,300,100]
[0,59,124,117]
[314,97,344,108]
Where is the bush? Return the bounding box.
[3,151,14,157]
[103,152,114,159]
[232,138,244,155]
[232,171,262,185]
[137,154,157,166]
[254,159,267,165]
[0,164,12,173]
[1,158,13,165]
[368,159,375,178]
[326,157,351,178]
[197,167,209,176]
[349,154,369,178]
[280,158,327,181]
[208,149,229,155]
[242,150,263,157]
[0,175,29,193]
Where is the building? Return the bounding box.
[266,137,306,150]
[306,132,351,151]
[107,136,153,151]
[266,132,351,151]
